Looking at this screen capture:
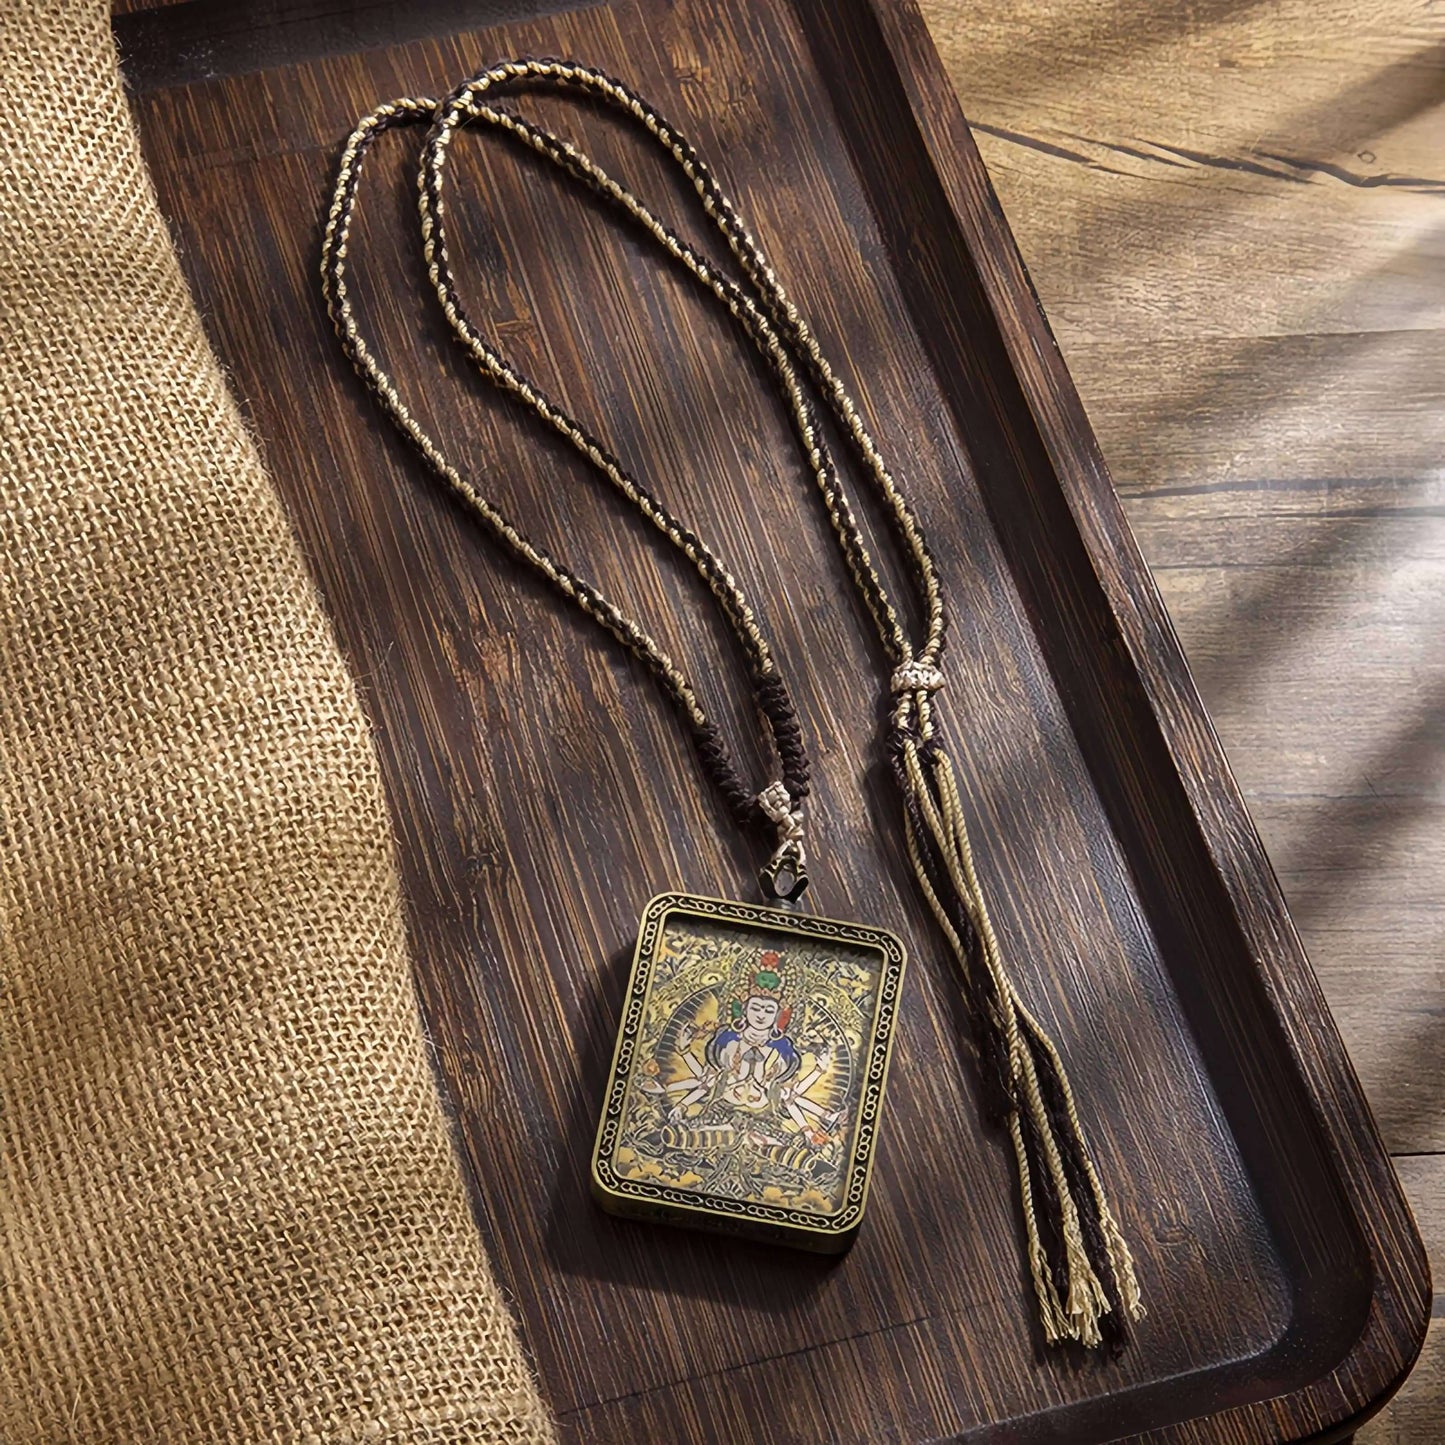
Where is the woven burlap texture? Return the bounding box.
[0,3,556,1440]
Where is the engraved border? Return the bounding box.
[590,891,907,1238]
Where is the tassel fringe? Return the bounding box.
[891,694,1144,1348]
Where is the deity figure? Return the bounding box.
[704,954,800,1111]
[647,952,836,1137]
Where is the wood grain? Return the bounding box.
[1364,1156,1445,1442]
[113,0,1430,1439]
[917,5,1443,1435]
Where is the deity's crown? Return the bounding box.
[751,951,783,997]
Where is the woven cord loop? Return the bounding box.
[321,56,1143,1347]
[755,779,808,901]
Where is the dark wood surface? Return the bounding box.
[115,1,1430,1439]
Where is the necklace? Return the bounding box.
[322,57,1141,1349]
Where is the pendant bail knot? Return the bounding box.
[756,780,808,901]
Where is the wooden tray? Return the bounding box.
[115,1,1430,1439]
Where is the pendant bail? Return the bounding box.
[756,780,809,901]
[759,840,808,902]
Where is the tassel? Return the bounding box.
[888,673,1143,1347]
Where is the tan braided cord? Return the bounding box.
[0,3,553,1440]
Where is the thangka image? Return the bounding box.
[609,916,883,1215]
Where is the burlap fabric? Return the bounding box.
[0,3,555,1439]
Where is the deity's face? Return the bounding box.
[744,996,780,1033]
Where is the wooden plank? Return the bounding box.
[922,0,1444,1427]
[1360,1156,1444,1442]
[919,0,1445,1140]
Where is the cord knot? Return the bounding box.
[889,660,945,736]
[890,660,945,695]
[755,780,808,901]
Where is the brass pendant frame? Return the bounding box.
[591,891,906,1252]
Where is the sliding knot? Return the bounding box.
[887,661,944,739]
[890,660,945,695]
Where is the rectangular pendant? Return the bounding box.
[591,891,906,1252]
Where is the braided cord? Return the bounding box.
[321,92,805,847]
[320,58,1142,1345]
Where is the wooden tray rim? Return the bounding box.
[859,1,1431,1439]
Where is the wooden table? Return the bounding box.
[110,0,1438,1435]
[918,3,1443,1435]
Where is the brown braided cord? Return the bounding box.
[321,57,1143,1348]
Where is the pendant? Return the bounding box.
[591,891,906,1252]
